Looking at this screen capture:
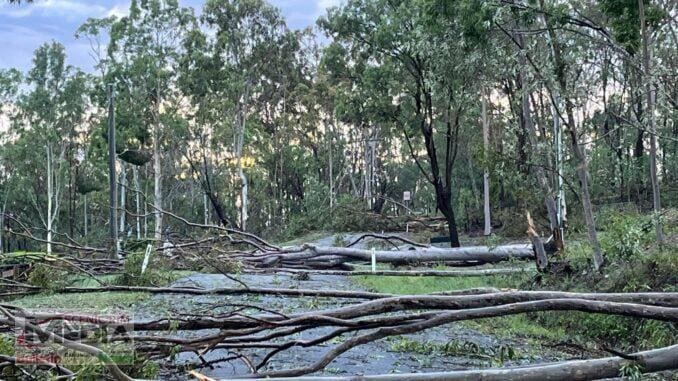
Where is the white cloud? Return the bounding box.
[317,0,342,10]
[106,3,130,18]
[0,0,107,19]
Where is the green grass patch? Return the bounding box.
[13,291,149,310]
[354,265,530,295]
[353,269,565,343]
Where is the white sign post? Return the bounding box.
[141,244,153,274]
[371,248,377,273]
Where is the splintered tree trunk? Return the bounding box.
[639,0,663,244]
[482,94,491,236]
[515,29,560,245]
[540,0,601,269]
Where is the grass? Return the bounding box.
[353,266,569,343]
[355,269,528,295]
[13,269,194,310]
[13,291,148,310]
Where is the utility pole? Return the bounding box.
[107,83,118,258]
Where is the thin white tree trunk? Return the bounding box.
[133,166,141,240]
[329,119,334,208]
[0,200,5,254]
[363,129,373,209]
[153,123,163,244]
[482,94,491,236]
[235,85,250,231]
[203,193,209,225]
[46,145,53,255]
[144,165,148,238]
[83,194,88,237]
[119,161,126,236]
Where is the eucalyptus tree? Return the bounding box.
[13,42,89,254]
[322,0,490,246]
[89,0,195,244]
[190,0,291,232]
[0,68,22,253]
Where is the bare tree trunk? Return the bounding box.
[482,94,491,236]
[119,162,126,237]
[363,128,373,209]
[46,145,53,255]
[107,84,118,258]
[0,194,6,254]
[515,26,559,242]
[540,1,602,269]
[153,122,163,244]
[235,86,250,231]
[203,193,209,225]
[83,194,87,237]
[639,0,663,244]
[133,166,141,240]
[144,166,148,238]
[329,118,334,208]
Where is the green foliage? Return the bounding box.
[388,336,520,365]
[113,251,178,287]
[27,263,69,290]
[599,211,654,260]
[619,363,644,380]
[599,0,667,54]
[0,335,14,356]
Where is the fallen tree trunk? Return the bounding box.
[224,344,678,381]
[14,289,675,332]
[249,299,678,378]
[243,268,534,277]
[52,286,678,306]
[246,244,538,268]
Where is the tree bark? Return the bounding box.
[639,0,663,244]
[133,166,141,240]
[250,244,537,267]
[540,0,603,269]
[227,344,678,381]
[482,93,491,236]
[46,145,53,255]
[119,161,126,237]
[153,117,163,245]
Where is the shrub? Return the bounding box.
[114,251,174,287]
[599,211,654,260]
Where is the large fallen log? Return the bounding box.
[223,343,678,381]
[243,267,534,277]
[246,244,539,268]
[12,289,675,332]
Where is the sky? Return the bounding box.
[0,0,341,72]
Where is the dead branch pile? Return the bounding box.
[0,287,676,380]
